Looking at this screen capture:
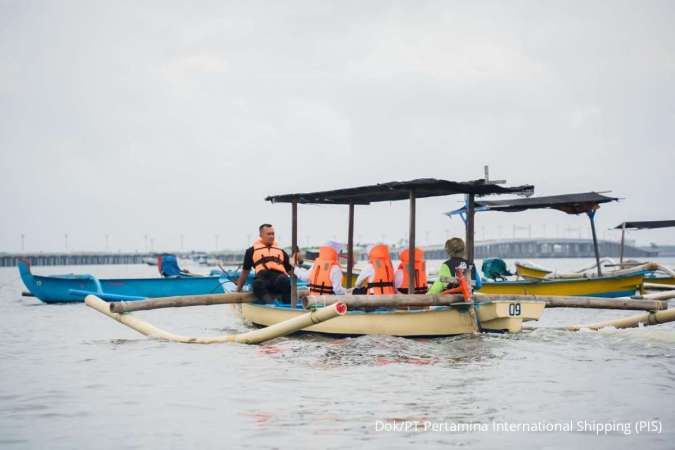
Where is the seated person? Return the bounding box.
[428,237,481,295]
[353,244,395,295]
[394,247,428,294]
[158,254,192,277]
[295,243,346,296]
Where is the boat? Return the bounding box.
[86,177,675,343]
[478,273,643,297]
[18,260,229,303]
[239,298,546,336]
[446,192,649,298]
[235,177,541,335]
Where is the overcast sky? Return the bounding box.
[1,0,674,253]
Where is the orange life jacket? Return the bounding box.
[251,238,287,274]
[367,244,395,295]
[308,246,342,296]
[397,247,428,294]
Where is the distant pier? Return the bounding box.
[0,238,662,267]
[0,253,151,267]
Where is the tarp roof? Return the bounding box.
[446,192,619,216]
[266,178,534,205]
[614,220,675,230]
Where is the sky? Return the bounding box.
[1,0,674,253]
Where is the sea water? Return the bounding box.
[0,259,673,449]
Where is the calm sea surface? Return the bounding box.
[1,258,673,449]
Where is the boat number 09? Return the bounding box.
[508,303,521,316]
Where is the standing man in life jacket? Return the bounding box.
[295,243,347,296]
[428,237,482,295]
[353,244,396,295]
[236,224,298,303]
[394,247,428,294]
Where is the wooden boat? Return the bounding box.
[478,273,644,298]
[239,298,546,335]
[18,260,228,303]
[515,262,551,280]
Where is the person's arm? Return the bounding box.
[330,266,346,295]
[237,248,253,292]
[295,264,311,281]
[429,263,452,295]
[353,265,373,288]
[394,268,403,289]
[236,269,250,292]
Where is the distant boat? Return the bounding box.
[18,260,229,303]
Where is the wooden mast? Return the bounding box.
[408,190,416,294]
[587,209,602,276]
[291,201,298,307]
[347,204,355,288]
[619,222,626,266]
[466,194,476,268]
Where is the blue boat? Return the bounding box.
[18,260,230,304]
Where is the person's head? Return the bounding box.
[258,223,275,245]
[444,237,465,258]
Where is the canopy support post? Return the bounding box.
[347,204,355,288]
[408,190,416,295]
[291,201,298,307]
[619,222,626,266]
[466,194,476,267]
[587,209,602,276]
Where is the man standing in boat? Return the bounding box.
[236,224,297,303]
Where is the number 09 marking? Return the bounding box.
[508,303,522,316]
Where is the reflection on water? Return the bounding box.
[0,262,673,449]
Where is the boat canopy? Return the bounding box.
[446,192,620,277]
[266,177,534,303]
[614,220,675,230]
[446,192,618,216]
[266,178,534,205]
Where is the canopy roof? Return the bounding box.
[615,220,675,230]
[266,178,534,205]
[446,192,619,216]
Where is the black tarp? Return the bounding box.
[459,192,619,215]
[614,220,675,230]
[266,178,534,205]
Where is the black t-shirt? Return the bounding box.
[445,257,478,281]
[242,246,293,273]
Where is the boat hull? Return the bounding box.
[239,300,545,336]
[515,263,551,280]
[478,274,643,298]
[18,261,227,303]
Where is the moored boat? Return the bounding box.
[18,260,228,303]
[239,298,546,336]
[478,273,644,298]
